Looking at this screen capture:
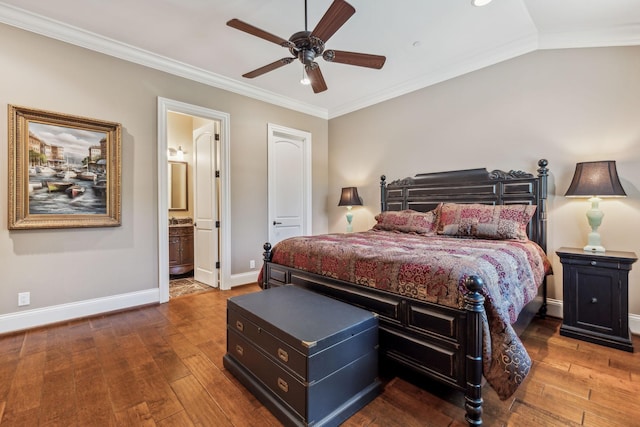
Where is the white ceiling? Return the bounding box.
[0,0,639,118]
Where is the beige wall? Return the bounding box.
[0,23,328,321]
[2,20,638,330]
[329,46,640,318]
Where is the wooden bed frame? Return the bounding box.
[261,159,549,426]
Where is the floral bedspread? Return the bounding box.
[267,230,552,399]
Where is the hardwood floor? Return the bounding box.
[0,283,638,426]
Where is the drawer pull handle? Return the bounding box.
[277,348,289,363]
[590,261,597,266]
[235,320,244,332]
[591,297,598,304]
[277,377,288,393]
[235,345,244,356]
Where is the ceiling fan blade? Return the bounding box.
[305,63,328,93]
[323,50,386,69]
[243,58,295,79]
[310,0,355,43]
[227,18,293,48]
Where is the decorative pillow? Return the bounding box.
[373,207,440,235]
[437,203,536,240]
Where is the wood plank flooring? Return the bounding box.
[0,283,638,426]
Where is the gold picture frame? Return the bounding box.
[8,105,122,229]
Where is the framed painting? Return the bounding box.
[8,105,122,229]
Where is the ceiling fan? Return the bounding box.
[227,0,386,93]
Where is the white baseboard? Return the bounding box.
[0,289,159,335]
[545,298,640,335]
[629,314,640,336]
[0,271,259,334]
[228,271,260,289]
[545,298,563,319]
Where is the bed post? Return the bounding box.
[380,175,387,212]
[464,275,485,426]
[262,242,272,289]
[537,159,549,318]
[537,159,548,253]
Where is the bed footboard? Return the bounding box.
[262,243,486,426]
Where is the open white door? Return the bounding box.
[193,123,218,287]
[268,124,312,246]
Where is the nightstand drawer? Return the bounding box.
[560,257,625,270]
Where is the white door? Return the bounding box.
[193,123,218,287]
[268,124,312,246]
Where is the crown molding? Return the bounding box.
[538,24,640,50]
[1,3,638,120]
[0,3,329,119]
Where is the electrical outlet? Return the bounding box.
[249,259,256,269]
[18,292,30,306]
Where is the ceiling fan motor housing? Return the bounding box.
[289,31,325,65]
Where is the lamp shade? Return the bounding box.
[564,161,626,198]
[338,187,362,206]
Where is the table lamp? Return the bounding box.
[338,187,362,232]
[564,160,626,252]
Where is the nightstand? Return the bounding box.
[556,247,637,352]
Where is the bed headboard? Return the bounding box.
[380,159,549,252]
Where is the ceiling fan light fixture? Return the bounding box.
[300,67,311,85]
[472,0,493,6]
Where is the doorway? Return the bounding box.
[158,98,231,303]
[268,123,312,246]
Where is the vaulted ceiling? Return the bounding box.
[1,0,639,118]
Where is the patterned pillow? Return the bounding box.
[437,203,536,240]
[373,207,440,235]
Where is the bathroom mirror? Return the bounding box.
[169,161,188,211]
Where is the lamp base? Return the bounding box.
[584,230,605,252]
[345,208,354,233]
[583,198,605,253]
